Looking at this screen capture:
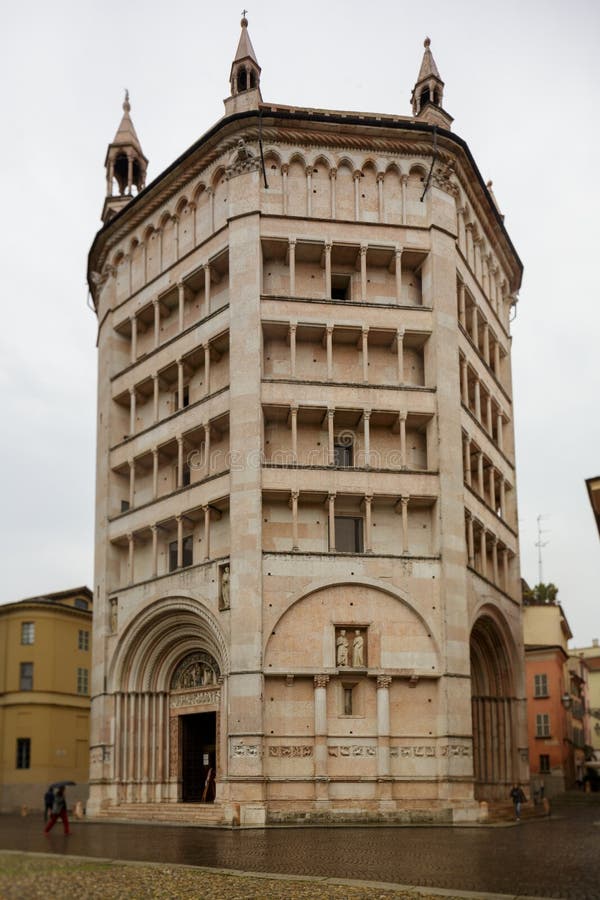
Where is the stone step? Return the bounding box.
[96,802,226,825]
[483,800,549,823]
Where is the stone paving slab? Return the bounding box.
[0,851,556,900]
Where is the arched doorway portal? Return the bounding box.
[470,614,518,801]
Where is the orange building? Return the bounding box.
[523,589,588,796]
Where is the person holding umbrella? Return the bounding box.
[43,786,54,822]
[44,781,75,835]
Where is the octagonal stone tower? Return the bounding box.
[87,20,527,825]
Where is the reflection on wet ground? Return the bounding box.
[1,794,598,899]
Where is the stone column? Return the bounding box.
[400,174,408,225]
[400,495,409,553]
[130,315,137,363]
[499,475,506,519]
[364,494,373,552]
[288,238,296,296]
[458,280,466,328]
[128,459,135,508]
[289,323,297,378]
[484,393,491,435]
[474,377,481,421]
[327,409,335,465]
[363,409,371,467]
[177,436,184,489]
[204,343,211,396]
[360,245,368,300]
[463,434,471,486]
[328,493,336,550]
[203,264,211,316]
[151,525,158,577]
[313,674,330,801]
[152,448,158,499]
[480,527,487,578]
[324,241,332,299]
[203,423,211,477]
[502,547,509,591]
[489,466,496,510]
[376,675,392,783]
[477,451,484,497]
[395,247,403,304]
[494,342,501,380]
[305,166,312,216]
[353,171,361,220]
[396,328,405,383]
[377,172,384,222]
[178,281,185,332]
[399,411,407,469]
[153,374,159,423]
[361,326,369,382]
[177,358,184,411]
[496,410,504,451]
[203,505,211,560]
[291,490,299,551]
[326,325,334,380]
[290,404,298,463]
[129,387,136,435]
[492,535,499,585]
[153,298,160,349]
[460,357,469,406]
[483,322,490,365]
[282,164,288,215]
[471,303,478,348]
[127,532,134,585]
[466,512,475,567]
[330,168,337,218]
[176,515,183,569]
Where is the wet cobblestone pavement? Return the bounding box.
[1,794,598,899]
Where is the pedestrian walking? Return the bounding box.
[43,787,54,822]
[509,783,526,821]
[44,786,70,835]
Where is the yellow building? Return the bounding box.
[0,587,92,812]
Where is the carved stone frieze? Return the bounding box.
[232,744,261,758]
[390,745,436,758]
[171,651,220,691]
[269,745,313,758]
[225,139,261,179]
[170,689,220,709]
[328,745,377,758]
[432,163,459,198]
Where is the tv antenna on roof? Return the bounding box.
[535,513,550,584]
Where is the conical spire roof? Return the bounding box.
[111,91,145,158]
[233,16,259,67]
[416,37,442,85]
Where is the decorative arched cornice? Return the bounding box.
[264,576,441,661]
[108,593,229,693]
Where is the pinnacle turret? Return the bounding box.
[411,38,453,129]
[102,91,148,224]
[225,16,262,115]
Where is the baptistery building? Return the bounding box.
[87,19,527,824]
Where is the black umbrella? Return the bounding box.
[48,781,76,789]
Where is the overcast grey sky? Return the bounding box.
[1,0,598,645]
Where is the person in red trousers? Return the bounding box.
[44,786,70,835]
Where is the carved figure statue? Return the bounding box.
[336,629,349,666]
[109,599,118,634]
[352,630,364,667]
[221,566,230,608]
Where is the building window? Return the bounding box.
[169,535,194,572]
[535,713,550,737]
[21,622,35,645]
[331,273,351,301]
[534,674,548,697]
[74,598,89,610]
[334,440,353,467]
[334,516,363,553]
[343,686,354,715]
[174,384,190,411]
[78,630,89,651]
[16,738,31,769]
[121,499,130,513]
[77,667,89,695]
[539,754,550,774]
[19,662,33,691]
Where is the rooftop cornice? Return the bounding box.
[89,106,523,301]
